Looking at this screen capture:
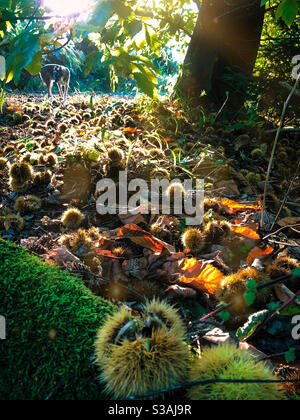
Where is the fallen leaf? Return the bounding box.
[166,285,197,299]
[231,225,260,240]
[247,246,274,266]
[117,224,173,253]
[181,263,224,294]
[221,198,261,214]
[277,217,300,227]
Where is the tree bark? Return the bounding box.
[176,0,265,114]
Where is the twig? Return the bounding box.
[263,223,300,240]
[196,303,232,323]
[268,239,300,247]
[43,29,73,56]
[260,75,300,230]
[261,289,300,327]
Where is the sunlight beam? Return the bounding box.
[43,0,93,17]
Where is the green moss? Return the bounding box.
[0,240,116,400]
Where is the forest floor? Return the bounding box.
[0,92,300,397]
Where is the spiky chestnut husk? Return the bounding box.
[205,127,215,135]
[61,208,84,229]
[148,148,165,160]
[46,119,56,128]
[251,148,264,160]
[98,328,189,399]
[9,162,33,184]
[16,142,26,152]
[82,112,92,120]
[0,158,7,170]
[3,145,15,155]
[280,138,290,147]
[105,161,125,180]
[20,153,32,163]
[216,268,269,314]
[266,256,299,279]
[58,122,68,133]
[107,148,124,162]
[279,206,292,218]
[258,193,280,210]
[3,214,25,231]
[9,178,29,193]
[42,170,52,185]
[185,142,194,150]
[151,223,171,243]
[246,172,261,186]
[95,308,135,361]
[240,169,248,177]
[70,117,81,125]
[181,228,204,252]
[166,183,186,206]
[45,153,58,167]
[150,168,170,180]
[203,221,232,244]
[38,154,47,165]
[143,299,186,338]
[235,134,250,144]
[14,195,42,215]
[60,229,99,272]
[204,198,222,214]
[277,151,288,163]
[280,371,300,396]
[187,343,285,400]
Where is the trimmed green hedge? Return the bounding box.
[0,240,116,400]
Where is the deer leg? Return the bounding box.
[47,80,54,99]
[64,83,69,101]
[57,83,63,100]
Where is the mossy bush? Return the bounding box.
[0,240,116,400]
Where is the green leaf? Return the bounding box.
[292,267,300,278]
[246,278,258,292]
[236,310,269,341]
[285,347,296,363]
[276,0,299,27]
[133,71,156,98]
[219,310,231,322]
[244,290,257,306]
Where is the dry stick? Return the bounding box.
[271,160,300,231]
[263,223,300,240]
[260,75,300,230]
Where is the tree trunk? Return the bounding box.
[176,0,265,114]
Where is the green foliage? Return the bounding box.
[0,240,116,400]
[244,279,258,306]
[236,310,269,341]
[285,347,296,363]
[276,0,299,27]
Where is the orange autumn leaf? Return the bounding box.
[117,224,171,253]
[96,249,120,259]
[231,225,260,240]
[221,198,261,214]
[247,246,274,266]
[180,258,206,278]
[181,263,224,295]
